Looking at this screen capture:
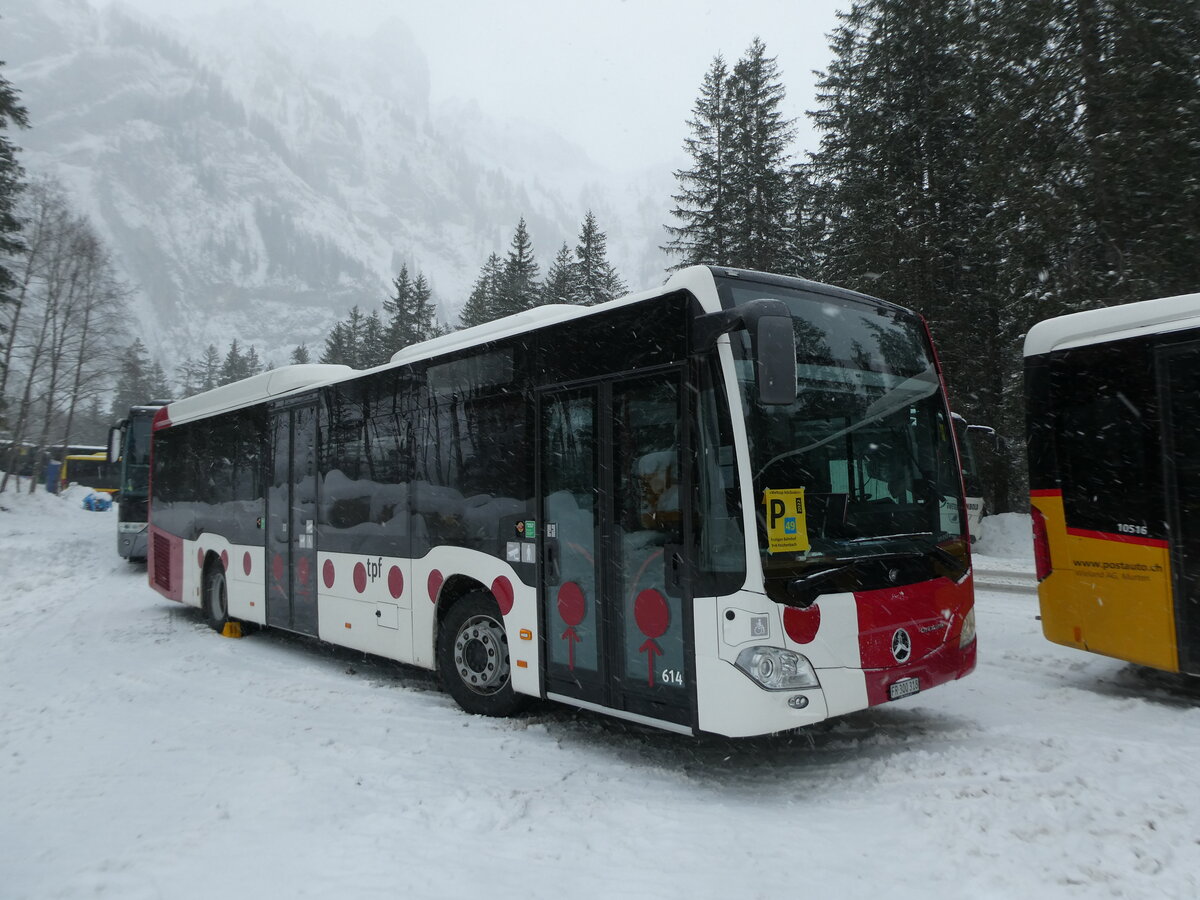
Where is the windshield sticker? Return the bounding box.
[763,488,810,554]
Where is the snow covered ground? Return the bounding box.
[2,488,1198,899]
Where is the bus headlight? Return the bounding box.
[959,607,976,648]
[734,647,820,691]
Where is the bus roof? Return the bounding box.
[160,265,899,427]
[1024,292,1200,358]
[161,267,727,426]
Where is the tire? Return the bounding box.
[204,560,231,633]
[437,591,529,717]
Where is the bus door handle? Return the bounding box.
[544,539,561,585]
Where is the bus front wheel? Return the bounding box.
[437,591,528,718]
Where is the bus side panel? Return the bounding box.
[1063,531,1176,672]
[315,550,414,662]
[226,544,266,626]
[1034,491,1178,670]
[147,525,183,604]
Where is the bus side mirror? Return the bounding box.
[967,424,998,452]
[107,425,123,464]
[754,314,797,405]
[692,299,796,405]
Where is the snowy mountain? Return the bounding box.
[2,0,673,366]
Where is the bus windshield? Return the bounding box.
[121,412,154,497]
[718,275,967,590]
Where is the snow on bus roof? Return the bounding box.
[1024,292,1200,358]
[166,364,354,425]
[387,265,724,367]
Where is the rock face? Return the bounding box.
[5,0,668,365]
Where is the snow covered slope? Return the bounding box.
[2,0,670,365]
[2,486,1198,898]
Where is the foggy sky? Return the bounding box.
[105,0,846,173]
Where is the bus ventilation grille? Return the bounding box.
[153,534,171,590]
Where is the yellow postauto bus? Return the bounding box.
[1023,292,1200,675]
[60,451,120,495]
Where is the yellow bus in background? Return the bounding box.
[1023,292,1200,675]
[60,452,120,495]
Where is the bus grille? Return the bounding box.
[153,534,171,590]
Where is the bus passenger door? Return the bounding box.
[538,372,692,729]
[1158,343,1200,675]
[267,401,320,636]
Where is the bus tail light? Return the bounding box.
[1031,506,1052,582]
[734,647,820,691]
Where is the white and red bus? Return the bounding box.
[147,266,976,737]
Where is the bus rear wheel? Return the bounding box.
[203,561,231,633]
[437,591,528,718]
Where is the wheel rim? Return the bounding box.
[208,571,227,622]
[453,613,510,695]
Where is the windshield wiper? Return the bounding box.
[785,542,968,607]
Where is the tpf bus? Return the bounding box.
[1025,292,1200,675]
[109,404,165,561]
[147,266,976,737]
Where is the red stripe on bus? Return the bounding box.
[1065,527,1168,549]
[1029,489,1062,498]
[152,406,172,431]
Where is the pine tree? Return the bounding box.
[459,253,503,328]
[725,38,794,272]
[244,345,263,378]
[320,322,351,366]
[383,265,436,352]
[1072,0,1200,302]
[664,54,734,268]
[540,242,582,306]
[290,344,311,365]
[363,310,388,367]
[343,306,368,368]
[198,344,220,392]
[575,211,627,305]
[495,218,540,317]
[109,339,154,418]
[0,60,29,339]
[219,339,247,385]
[146,360,172,402]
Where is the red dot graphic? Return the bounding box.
[272,554,284,582]
[322,559,335,589]
[783,605,822,645]
[388,566,404,600]
[492,576,514,616]
[297,556,310,585]
[220,550,229,572]
[557,582,586,627]
[427,569,443,603]
[353,562,367,594]
[634,589,670,639]
[243,552,252,576]
[196,548,205,569]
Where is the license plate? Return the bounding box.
[889,677,920,700]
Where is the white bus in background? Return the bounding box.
[145,266,976,738]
